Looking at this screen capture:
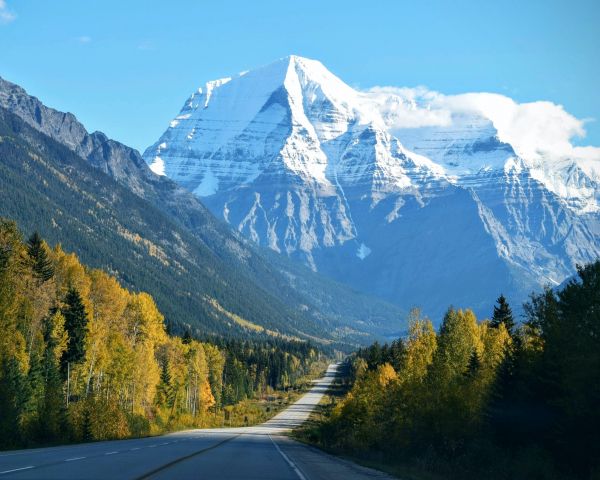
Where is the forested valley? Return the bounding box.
[303,262,600,480]
[0,218,322,449]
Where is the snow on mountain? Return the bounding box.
[376,87,600,214]
[144,55,600,320]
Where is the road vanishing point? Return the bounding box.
[0,364,394,479]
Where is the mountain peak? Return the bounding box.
[143,54,378,188]
[142,56,600,321]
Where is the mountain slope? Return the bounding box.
[0,75,405,342]
[144,55,600,320]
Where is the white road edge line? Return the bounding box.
[104,451,118,455]
[269,435,308,480]
[0,466,35,474]
[65,457,86,462]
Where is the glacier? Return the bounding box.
[144,55,600,321]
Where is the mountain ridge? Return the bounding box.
[0,75,405,343]
[144,55,600,319]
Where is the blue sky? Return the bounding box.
[1,0,599,152]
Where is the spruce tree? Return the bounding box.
[491,294,515,334]
[60,287,88,376]
[82,408,94,442]
[464,349,481,379]
[40,314,67,441]
[27,232,54,282]
[157,360,174,407]
[0,357,26,446]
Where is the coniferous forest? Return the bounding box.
[0,219,321,449]
[304,262,600,480]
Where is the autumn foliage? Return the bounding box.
[0,219,318,447]
[317,263,600,479]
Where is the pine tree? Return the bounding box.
[24,352,44,421]
[60,287,88,376]
[156,360,174,408]
[39,313,68,441]
[491,294,515,334]
[0,357,26,446]
[464,349,482,379]
[27,232,54,282]
[82,407,94,442]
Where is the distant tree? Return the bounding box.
[491,294,515,334]
[60,287,88,376]
[182,329,193,344]
[27,232,54,282]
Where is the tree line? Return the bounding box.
[0,219,319,448]
[315,263,600,479]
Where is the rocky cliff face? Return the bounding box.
[144,55,600,320]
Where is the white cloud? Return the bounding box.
[77,36,92,44]
[366,86,600,164]
[0,0,16,24]
[367,86,452,129]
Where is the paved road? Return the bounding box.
[0,364,394,479]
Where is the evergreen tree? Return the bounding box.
[27,232,54,282]
[182,329,193,345]
[156,360,174,408]
[82,408,94,442]
[24,351,44,421]
[38,313,68,441]
[60,287,88,376]
[464,349,481,379]
[0,357,26,446]
[491,294,515,334]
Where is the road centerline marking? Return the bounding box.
[65,457,86,462]
[104,451,118,455]
[0,466,35,475]
[134,434,240,480]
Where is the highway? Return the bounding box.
[0,364,394,479]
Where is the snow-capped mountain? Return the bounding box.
[144,55,600,320]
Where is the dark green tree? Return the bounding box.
[156,360,174,408]
[182,329,193,344]
[464,349,481,379]
[27,232,54,282]
[60,287,88,376]
[23,352,44,422]
[82,407,94,442]
[38,314,68,442]
[0,357,26,446]
[537,262,600,475]
[491,294,515,334]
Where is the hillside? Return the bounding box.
[1,105,395,344]
[0,76,406,343]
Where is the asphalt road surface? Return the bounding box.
[0,364,394,479]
